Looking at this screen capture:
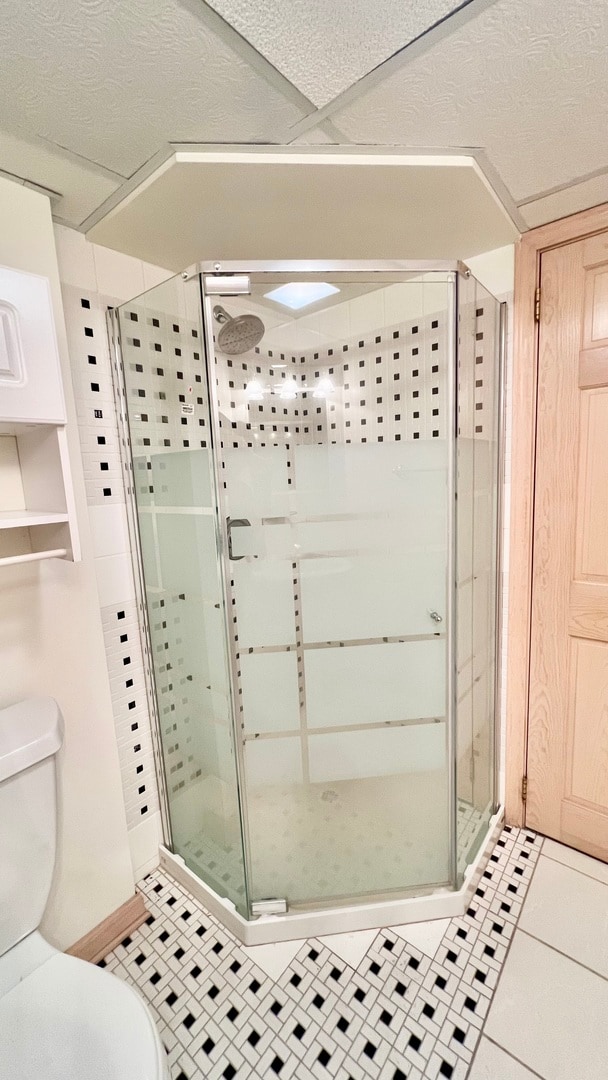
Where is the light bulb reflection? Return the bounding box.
[245,379,264,402]
[313,376,335,399]
[279,376,298,400]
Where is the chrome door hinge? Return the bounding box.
[534,287,541,322]
[522,775,528,802]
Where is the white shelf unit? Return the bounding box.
[0,421,80,567]
[0,261,80,568]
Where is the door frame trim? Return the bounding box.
[506,201,608,824]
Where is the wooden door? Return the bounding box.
[527,232,608,860]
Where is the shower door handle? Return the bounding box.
[227,517,252,560]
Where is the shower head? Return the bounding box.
[213,305,265,355]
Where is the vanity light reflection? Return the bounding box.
[244,375,335,401]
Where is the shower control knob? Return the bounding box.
[429,610,443,623]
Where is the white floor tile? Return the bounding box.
[542,837,608,886]
[519,855,608,977]
[468,1037,540,1079]
[391,917,451,957]
[241,938,304,981]
[485,931,608,1080]
[317,929,377,969]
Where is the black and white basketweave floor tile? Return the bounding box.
[99,828,542,1080]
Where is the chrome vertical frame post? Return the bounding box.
[447,271,459,888]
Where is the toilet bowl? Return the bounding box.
[0,698,169,1079]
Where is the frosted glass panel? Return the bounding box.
[294,441,446,517]
[240,652,300,734]
[150,448,212,507]
[232,560,296,648]
[244,737,303,786]
[305,640,445,728]
[295,504,446,555]
[308,723,446,783]
[223,445,290,518]
[156,514,221,599]
[300,551,446,641]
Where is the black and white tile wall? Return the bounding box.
[214,311,451,448]
[118,296,212,810]
[100,826,542,1080]
[62,281,160,843]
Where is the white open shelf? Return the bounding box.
[0,509,70,529]
[0,262,80,568]
[0,423,80,568]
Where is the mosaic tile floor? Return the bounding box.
[100,827,542,1080]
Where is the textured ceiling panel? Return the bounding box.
[205,0,466,107]
[0,128,120,226]
[328,0,608,203]
[0,0,307,177]
[521,172,608,229]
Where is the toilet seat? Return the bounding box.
[0,941,168,1080]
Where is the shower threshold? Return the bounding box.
[159,807,503,946]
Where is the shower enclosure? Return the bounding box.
[110,261,504,936]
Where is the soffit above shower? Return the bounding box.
[85,149,518,272]
[202,0,466,108]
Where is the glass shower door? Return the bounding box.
[203,271,455,909]
[114,273,248,915]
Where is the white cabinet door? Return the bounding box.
[0,264,65,423]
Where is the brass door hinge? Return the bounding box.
[534,287,541,322]
[522,775,528,802]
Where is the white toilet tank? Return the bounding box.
[0,698,64,957]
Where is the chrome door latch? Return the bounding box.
[429,610,443,623]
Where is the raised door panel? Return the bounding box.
[583,265,608,347]
[567,639,608,809]
[575,391,608,579]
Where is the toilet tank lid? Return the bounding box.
[0,698,64,783]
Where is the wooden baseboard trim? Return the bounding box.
[66,892,149,964]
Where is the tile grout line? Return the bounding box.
[538,850,608,889]
[481,1033,547,1079]
[464,833,545,1078]
[516,928,608,985]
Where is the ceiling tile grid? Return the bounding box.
[0,0,308,177]
[0,128,121,225]
[204,0,466,107]
[326,0,608,204]
[0,0,608,232]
